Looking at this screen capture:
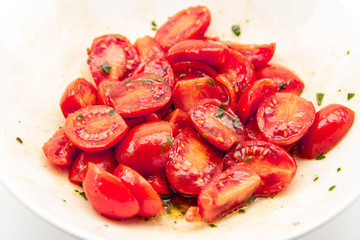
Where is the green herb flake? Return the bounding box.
[179,74,186,79]
[316,155,326,160]
[144,217,151,222]
[232,118,242,129]
[162,66,168,71]
[62,199,67,203]
[113,35,122,41]
[82,164,87,170]
[348,93,355,100]
[231,24,241,37]
[219,103,227,110]
[87,58,92,64]
[166,136,174,147]
[86,47,90,53]
[160,144,167,153]
[195,83,205,88]
[74,189,79,193]
[79,191,88,200]
[208,223,218,228]
[214,109,224,118]
[313,176,319,181]
[203,133,208,138]
[316,92,325,106]
[101,61,112,75]
[278,82,287,90]
[346,50,350,55]
[109,109,115,117]
[104,224,109,227]
[206,78,216,88]
[77,115,83,121]
[329,185,336,191]
[16,137,23,144]
[141,79,153,85]
[78,84,82,90]
[337,167,342,172]
[131,151,134,156]
[242,84,250,92]
[151,20,157,27]
[245,156,253,162]
[238,209,245,214]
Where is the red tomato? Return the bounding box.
[87,34,140,86]
[223,42,276,69]
[113,163,164,217]
[245,116,267,141]
[134,35,166,62]
[189,98,247,150]
[145,169,172,196]
[164,108,193,136]
[237,78,276,124]
[257,92,315,145]
[171,61,218,82]
[42,128,80,167]
[69,148,117,184]
[165,128,223,196]
[299,104,355,159]
[97,80,120,106]
[256,64,305,95]
[197,165,261,223]
[107,73,172,118]
[155,6,211,49]
[64,105,128,151]
[59,78,97,118]
[223,140,297,196]
[114,121,173,176]
[83,162,139,219]
[184,206,202,222]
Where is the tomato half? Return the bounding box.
[223,140,297,196]
[97,80,121,106]
[299,104,355,159]
[171,61,218,82]
[189,98,247,150]
[83,162,139,219]
[87,34,140,86]
[64,105,128,151]
[163,108,193,136]
[165,128,223,196]
[134,35,166,62]
[145,169,172,196]
[257,92,315,145]
[155,6,211,49]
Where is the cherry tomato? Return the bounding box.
[113,163,164,217]
[64,105,128,151]
[69,148,117,184]
[155,6,211,49]
[223,140,297,196]
[299,104,355,159]
[189,98,247,150]
[184,206,202,222]
[197,165,261,223]
[97,80,120,106]
[245,116,267,141]
[164,108,193,136]
[171,61,218,82]
[59,78,97,118]
[237,78,276,124]
[114,121,173,176]
[257,92,315,145]
[256,64,305,95]
[165,128,223,196]
[42,128,80,167]
[134,35,166,62]
[87,34,140,86]
[83,162,139,219]
[145,169,172,196]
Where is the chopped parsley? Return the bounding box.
[315,155,326,160]
[316,92,325,106]
[76,115,83,121]
[101,61,112,74]
[232,118,242,128]
[337,167,342,172]
[87,58,92,64]
[347,93,355,100]
[313,176,319,181]
[62,199,67,203]
[329,185,336,191]
[16,137,23,144]
[214,109,224,118]
[208,223,218,228]
[160,144,167,153]
[151,20,157,31]
[108,84,113,88]
[206,78,216,88]
[346,50,350,55]
[219,103,227,110]
[242,84,250,92]
[79,191,88,200]
[162,66,168,71]
[166,136,174,147]
[278,82,287,90]
[109,109,115,117]
[203,133,208,138]
[245,156,253,162]
[231,24,241,36]
[113,35,122,41]
[179,74,186,79]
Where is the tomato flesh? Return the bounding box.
[145,169,172,196]
[171,61,218,82]
[134,35,166,62]
[164,108,193,136]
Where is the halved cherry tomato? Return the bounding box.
[223,140,297,196]
[69,148,117,183]
[59,78,97,118]
[237,78,276,124]
[134,35,166,62]
[197,165,261,223]
[83,162,139,219]
[87,34,139,86]
[113,163,164,217]
[145,169,172,196]
[155,6,211,49]
[64,105,128,151]
[257,92,315,145]
[222,42,276,69]
[97,80,120,106]
[42,128,80,166]
[164,108,193,136]
[299,104,355,159]
[171,61,218,82]
[114,121,173,176]
[165,128,223,196]
[256,64,305,95]
[189,98,247,150]
[245,116,267,141]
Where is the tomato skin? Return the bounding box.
[165,128,223,196]
[83,163,139,219]
[223,140,297,196]
[171,61,218,82]
[299,104,355,159]
[59,78,97,118]
[113,163,164,217]
[189,98,247,151]
[155,6,211,49]
[197,165,261,223]
[42,128,80,166]
[164,108,193,136]
[69,148,117,184]
[134,35,166,62]
[88,34,140,86]
[97,80,120,106]
[114,121,173,176]
[64,105,128,152]
[145,169,172,196]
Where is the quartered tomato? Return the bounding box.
[59,78,97,118]
[164,108,193,136]
[87,34,140,86]
[165,128,223,196]
[257,92,315,145]
[114,121,173,176]
[256,64,305,95]
[171,61,218,82]
[223,140,297,196]
[83,163,139,219]
[113,163,164,217]
[145,169,172,196]
[42,128,80,167]
[134,35,166,62]
[189,98,247,150]
[64,105,128,151]
[299,104,355,159]
[197,165,261,223]
[155,6,211,49]
[69,148,117,183]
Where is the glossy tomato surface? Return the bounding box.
[171,61,218,82]
[145,169,172,196]
[134,35,166,62]
[97,80,121,106]
[164,108,193,136]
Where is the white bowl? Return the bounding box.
[1,0,360,239]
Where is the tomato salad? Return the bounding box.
[42,5,355,223]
